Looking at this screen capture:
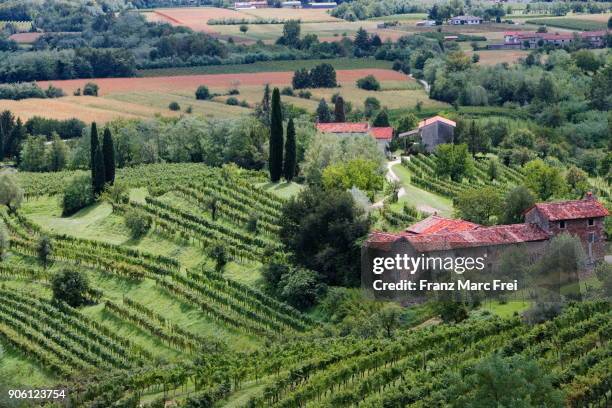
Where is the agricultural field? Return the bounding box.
[525,13,611,31]
[0,68,441,123]
[466,49,531,65]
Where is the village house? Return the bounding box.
[315,122,393,153]
[398,115,456,153]
[234,1,268,9]
[449,15,482,25]
[489,30,610,49]
[281,0,302,8]
[364,194,609,282]
[307,2,337,8]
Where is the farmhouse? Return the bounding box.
[491,30,610,49]
[416,20,437,27]
[449,15,482,25]
[308,2,337,8]
[398,115,456,153]
[364,194,610,278]
[281,1,302,8]
[234,1,268,9]
[315,122,393,152]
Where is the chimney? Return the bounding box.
[585,191,594,201]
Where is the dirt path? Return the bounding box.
[372,159,404,209]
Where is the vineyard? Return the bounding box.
[401,154,525,198]
[2,162,611,406]
[0,20,32,31]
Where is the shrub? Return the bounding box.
[186,105,193,113]
[51,269,90,308]
[356,75,381,91]
[281,86,294,96]
[226,97,239,105]
[61,175,93,216]
[227,88,240,95]
[239,100,249,108]
[298,90,311,99]
[83,82,99,96]
[124,209,150,239]
[168,101,181,111]
[45,85,65,98]
[195,85,211,100]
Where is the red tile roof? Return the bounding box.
[404,223,549,252]
[369,127,393,140]
[405,215,480,235]
[581,30,609,38]
[527,197,609,221]
[537,32,575,41]
[366,223,549,252]
[316,122,369,133]
[418,115,456,129]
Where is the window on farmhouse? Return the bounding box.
[559,220,566,229]
[587,218,594,226]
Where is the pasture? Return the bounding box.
[525,13,611,31]
[0,68,440,123]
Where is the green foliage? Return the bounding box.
[356,75,381,91]
[293,64,337,89]
[523,159,567,200]
[377,304,402,338]
[210,244,228,272]
[322,158,384,193]
[36,235,52,268]
[19,135,47,172]
[276,20,301,48]
[92,139,106,196]
[435,143,474,182]
[124,209,150,239]
[269,88,284,182]
[364,97,381,118]
[394,113,418,134]
[334,96,346,123]
[454,186,503,225]
[51,269,90,308]
[61,174,93,216]
[279,187,370,286]
[102,128,115,185]
[279,269,323,310]
[0,222,8,260]
[48,133,68,172]
[316,99,332,123]
[371,110,390,127]
[195,85,211,100]
[168,101,180,111]
[502,185,535,224]
[436,300,468,323]
[283,118,296,182]
[83,82,99,97]
[0,173,23,213]
[447,353,564,407]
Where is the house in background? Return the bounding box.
[449,15,482,25]
[308,2,337,8]
[281,0,302,8]
[490,30,610,50]
[315,122,394,153]
[234,1,267,9]
[398,115,456,153]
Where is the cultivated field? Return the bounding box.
[466,49,531,65]
[0,68,443,123]
[525,14,610,31]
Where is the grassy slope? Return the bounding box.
[137,58,394,77]
[391,163,454,217]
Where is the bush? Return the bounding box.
[239,100,249,108]
[61,175,94,216]
[83,82,99,96]
[195,85,211,100]
[357,75,381,91]
[226,97,239,105]
[281,86,294,96]
[51,269,90,308]
[227,88,240,95]
[168,101,181,111]
[0,82,46,100]
[298,90,311,99]
[44,85,65,98]
[124,210,150,239]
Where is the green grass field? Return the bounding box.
[391,163,454,217]
[137,58,394,77]
[525,17,608,31]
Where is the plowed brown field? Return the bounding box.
[37,69,408,96]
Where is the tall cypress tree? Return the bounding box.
[102,127,115,185]
[283,118,296,182]
[10,118,25,164]
[93,144,106,195]
[268,88,283,182]
[90,122,98,185]
[334,96,345,122]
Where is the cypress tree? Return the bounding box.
[90,122,98,185]
[268,88,283,182]
[93,144,106,195]
[8,118,25,163]
[334,96,345,122]
[283,118,296,182]
[102,127,115,185]
[316,99,332,123]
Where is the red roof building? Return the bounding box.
[366,195,609,261]
[369,127,393,141]
[418,116,456,129]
